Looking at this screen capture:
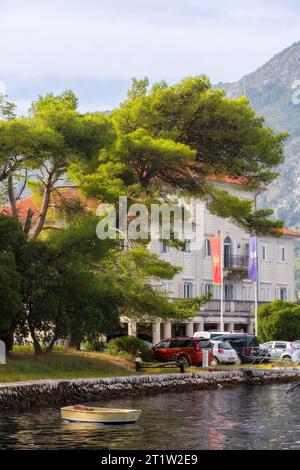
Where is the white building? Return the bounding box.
[126,178,300,343]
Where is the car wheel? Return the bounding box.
[282,355,292,363]
[211,356,219,367]
[178,356,190,367]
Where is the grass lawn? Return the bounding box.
[0,351,135,383]
[2,352,296,384]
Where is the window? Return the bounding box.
[242,284,253,301]
[245,243,249,257]
[172,339,194,348]
[224,284,234,301]
[205,239,211,256]
[184,282,193,298]
[262,244,268,261]
[261,286,270,302]
[227,338,245,349]
[218,342,232,350]
[277,287,287,301]
[204,283,220,299]
[161,281,172,294]
[161,240,170,254]
[274,342,288,349]
[278,246,285,262]
[154,340,170,349]
[204,283,213,296]
[224,237,233,268]
[184,239,191,254]
[249,337,260,347]
[198,340,211,349]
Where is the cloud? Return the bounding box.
[1,0,300,86]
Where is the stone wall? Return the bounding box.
[0,368,300,411]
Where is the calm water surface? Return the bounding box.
[0,384,299,450]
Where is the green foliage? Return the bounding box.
[114,75,287,185]
[108,335,148,358]
[258,300,300,342]
[208,190,284,236]
[83,340,107,352]
[13,344,65,353]
[0,252,22,332]
[0,94,16,120]
[0,216,25,340]
[73,75,286,234]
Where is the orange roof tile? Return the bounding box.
[1,188,98,223]
[280,228,300,238]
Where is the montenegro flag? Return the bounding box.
[210,236,221,285]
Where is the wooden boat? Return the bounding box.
[60,404,141,424]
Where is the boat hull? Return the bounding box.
[61,406,141,424]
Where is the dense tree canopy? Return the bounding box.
[0,214,207,353]
[258,301,300,342]
[71,76,287,235]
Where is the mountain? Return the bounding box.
[216,41,300,229]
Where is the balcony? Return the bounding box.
[223,255,249,271]
[200,300,269,317]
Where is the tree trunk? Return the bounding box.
[8,175,18,217]
[65,334,82,351]
[30,170,55,240]
[28,324,43,354]
[45,334,58,354]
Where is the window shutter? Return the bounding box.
[179,282,184,298]
[193,282,198,297]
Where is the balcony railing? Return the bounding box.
[201,300,269,315]
[223,255,249,270]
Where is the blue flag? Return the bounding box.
[248,235,257,282]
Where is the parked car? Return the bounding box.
[210,340,239,365]
[213,334,270,364]
[151,337,214,366]
[194,331,228,340]
[260,341,299,361]
[292,343,300,364]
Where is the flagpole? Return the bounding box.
[218,230,224,331]
[254,238,259,336]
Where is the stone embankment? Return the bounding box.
[0,368,300,411]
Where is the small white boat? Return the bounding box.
[61,404,141,424]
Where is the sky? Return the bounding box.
[1,0,300,114]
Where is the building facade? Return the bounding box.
[126,179,299,343]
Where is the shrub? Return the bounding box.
[108,335,150,359]
[13,344,65,354]
[84,340,107,352]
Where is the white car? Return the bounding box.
[260,341,299,361]
[210,340,239,365]
[292,343,300,364]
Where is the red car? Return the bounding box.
[151,337,214,366]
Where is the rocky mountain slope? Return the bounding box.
[216,41,300,229]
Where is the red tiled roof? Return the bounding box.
[1,188,98,223]
[280,228,300,238]
[1,195,39,221]
[205,174,251,186]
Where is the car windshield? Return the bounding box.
[218,342,232,350]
